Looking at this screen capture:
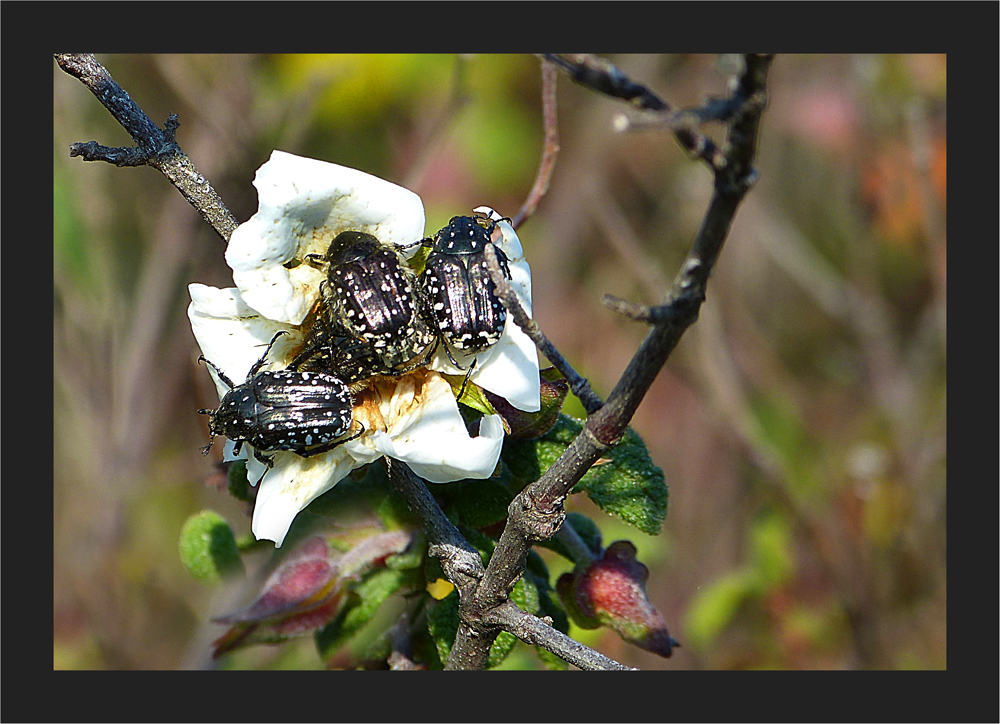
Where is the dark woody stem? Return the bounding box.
[484,243,603,415]
[55,53,238,242]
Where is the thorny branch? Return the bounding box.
[55,53,238,242]
[58,53,773,671]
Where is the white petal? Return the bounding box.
[187,283,299,397]
[469,322,541,412]
[251,448,361,547]
[369,373,504,483]
[222,439,246,463]
[226,150,426,325]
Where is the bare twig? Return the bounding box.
[511,59,560,231]
[614,91,747,133]
[487,601,635,671]
[386,611,421,670]
[484,243,604,415]
[55,53,238,242]
[551,519,599,567]
[543,53,729,170]
[602,293,692,325]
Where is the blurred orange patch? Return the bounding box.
[860,136,946,246]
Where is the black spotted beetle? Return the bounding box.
[306,231,436,374]
[288,315,394,385]
[418,214,511,367]
[198,332,361,475]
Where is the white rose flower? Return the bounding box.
[189,151,539,547]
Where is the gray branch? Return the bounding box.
[55,53,238,242]
[487,601,636,671]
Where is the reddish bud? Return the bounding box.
[558,540,678,658]
[211,530,414,658]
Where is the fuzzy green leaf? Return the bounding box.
[432,477,513,529]
[503,415,668,535]
[179,511,244,582]
[227,460,251,501]
[426,590,461,665]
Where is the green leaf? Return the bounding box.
[452,380,497,418]
[503,415,668,536]
[227,460,251,501]
[432,477,513,529]
[385,532,426,571]
[426,590,461,665]
[179,511,245,582]
[314,567,411,661]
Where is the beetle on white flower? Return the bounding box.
[189,151,540,547]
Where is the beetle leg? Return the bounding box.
[294,421,366,458]
[200,433,215,456]
[198,355,235,389]
[396,236,434,251]
[304,252,328,270]
[248,330,290,377]
[456,359,478,402]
